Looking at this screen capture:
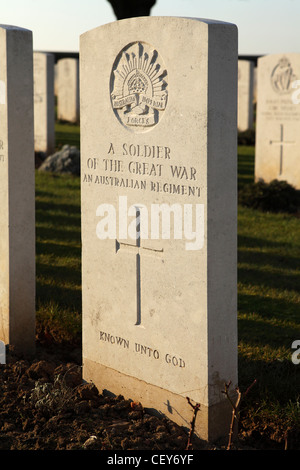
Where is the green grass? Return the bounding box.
[35,124,300,446]
[238,145,255,189]
[237,146,300,444]
[238,148,300,358]
[55,121,80,149]
[35,170,81,341]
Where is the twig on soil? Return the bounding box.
[185,397,200,450]
[222,379,257,450]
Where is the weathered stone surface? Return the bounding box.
[33,52,55,155]
[238,59,254,131]
[0,25,35,355]
[56,58,80,123]
[255,53,300,189]
[80,16,238,442]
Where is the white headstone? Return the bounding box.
[0,340,5,364]
[57,58,79,123]
[54,63,58,97]
[238,60,254,131]
[34,52,55,155]
[255,53,300,189]
[253,66,257,103]
[0,25,35,355]
[80,17,238,442]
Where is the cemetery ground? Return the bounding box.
[0,125,299,451]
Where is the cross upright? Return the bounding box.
[115,206,163,326]
[269,123,295,175]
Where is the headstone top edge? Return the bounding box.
[33,51,55,56]
[238,59,255,63]
[57,57,78,62]
[258,52,300,63]
[0,24,32,33]
[80,16,237,40]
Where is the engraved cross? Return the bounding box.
[269,124,295,175]
[115,207,163,326]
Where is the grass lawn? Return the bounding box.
[35,128,300,446]
[35,169,81,341]
[237,147,300,444]
[55,121,80,149]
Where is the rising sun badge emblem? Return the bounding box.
[110,42,168,131]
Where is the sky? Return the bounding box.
[1,0,300,56]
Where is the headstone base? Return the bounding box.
[83,357,233,444]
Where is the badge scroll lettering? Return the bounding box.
[110,42,168,131]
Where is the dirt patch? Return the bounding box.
[0,340,290,451]
[0,342,211,451]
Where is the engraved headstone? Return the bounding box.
[255,53,300,189]
[34,52,55,155]
[80,17,238,442]
[0,25,35,355]
[57,58,79,123]
[238,60,254,131]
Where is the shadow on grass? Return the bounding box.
[36,276,81,312]
[238,234,300,292]
[238,308,299,347]
[238,227,300,395]
[36,241,81,259]
[239,234,299,251]
[36,200,80,217]
[238,354,300,405]
[35,174,82,339]
[238,265,300,294]
[36,226,81,245]
[238,147,255,188]
[239,249,300,271]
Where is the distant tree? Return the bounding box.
[107,0,156,20]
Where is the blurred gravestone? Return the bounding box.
[33,52,55,156]
[238,60,254,131]
[57,58,80,123]
[0,25,35,355]
[255,53,300,189]
[0,340,5,364]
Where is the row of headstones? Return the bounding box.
[38,57,256,150]
[40,55,253,152]
[34,53,79,156]
[40,53,300,190]
[0,19,298,444]
[37,52,300,188]
[239,55,300,189]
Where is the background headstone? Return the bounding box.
[238,59,254,131]
[54,63,58,97]
[253,66,257,104]
[0,25,35,355]
[255,53,300,189]
[57,58,80,123]
[0,340,5,364]
[80,17,238,442]
[33,52,55,156]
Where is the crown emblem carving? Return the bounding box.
[110,42,168,130]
